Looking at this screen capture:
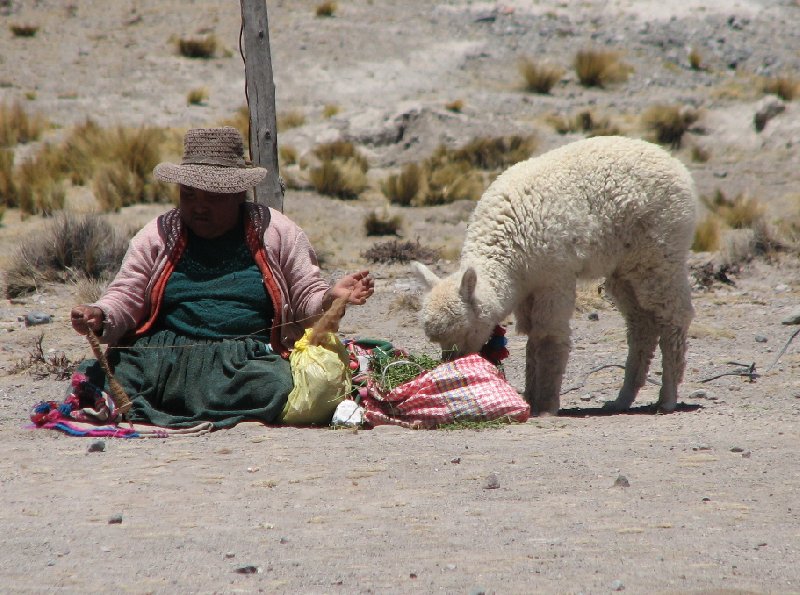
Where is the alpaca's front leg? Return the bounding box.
[525,335,570,416]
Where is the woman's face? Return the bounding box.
[179,186,247,239]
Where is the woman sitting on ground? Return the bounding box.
[70,127,373,429]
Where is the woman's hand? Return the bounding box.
[70,305,104,336]
[326,270,375,307]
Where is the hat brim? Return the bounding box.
[153,163,267,194]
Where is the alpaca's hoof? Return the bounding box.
[601,400,627,412]
[655,400,678,414]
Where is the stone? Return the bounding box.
[781,308,800,325]
[611,579,625,591]
[24,312,52,327]
[754,335,768,343]
[483,472,500,490]
[87,440,106,453]
[613,474,630,488]
[688,389,708,399]
[587,312,599,321]
[754,96,785,132]
[108,514,123,524]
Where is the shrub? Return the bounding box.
[546,110,619,137]
[277,110,306,131]
[5,212,129,297]
[692,215,722,252]
[10,24,39,37]
[762,76,798,101]
[364,210,402,236]
[187,87,208,105]
[316,1,337,17]
[642,104,698,148]
[0,101,45,147]
[362,239,439,265]
[312,141,368,171]
[716,194,766,229]
[519,58,563,94]
[574,49,631,88]
[178,34,217,59]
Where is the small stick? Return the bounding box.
[764,328,800,374]
[560,362,662,395]
[699,362,759,383]
[85,330,133,417]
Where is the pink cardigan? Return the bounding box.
[93,203,328,355]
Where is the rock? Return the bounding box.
[754,96,785,132]
[613,474,630,488]
[450,457,461,464]
[224,552,236,559]
[87,440,106,453]
[611,579,625,591]
[587,312,599,321]
[730,447,745,453]
[579,394,592,402]
[693,444,713,451]
[483,472,500,490]
[24,312,52,326]
[782,308,800,325]
[688,389,708,399]
[754,335,768,343]
[108,514,123,524]
[234,565,261,574]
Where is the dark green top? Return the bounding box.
[158,219,274,341]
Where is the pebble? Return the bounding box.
[469,589,488,595]
[87,440,106,453]
[754,335,768,343]
[279,536,289,544]
[730,446,745,453]
[613,474,630,488]
[587,312,599,321]
[693,444,713,451]
[108,514,123,524]
[688,389,707,399]
[450,457,461,464]
[579,394,592,402]
[224,552,236,559]
[611,579,625,591]
[483,472,500,490]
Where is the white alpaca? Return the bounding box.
[413,136,697,415]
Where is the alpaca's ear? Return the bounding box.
[459,267,478,303]
[411,261,440,290]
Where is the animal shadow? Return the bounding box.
[557,402,703,417]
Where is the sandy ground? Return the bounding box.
[1,0,800,593]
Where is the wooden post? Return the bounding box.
[239,0,283,211]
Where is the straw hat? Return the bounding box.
[153,127,267,193]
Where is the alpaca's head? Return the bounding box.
[411,262,495,357]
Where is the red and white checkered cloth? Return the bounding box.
[362,354,529,429]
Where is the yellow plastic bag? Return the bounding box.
[280,328,351,425]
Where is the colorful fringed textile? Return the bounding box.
[29,373,213,438]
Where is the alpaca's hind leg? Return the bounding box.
[517,287,574,416]
[655,274,693,412]
[603,274,660,411]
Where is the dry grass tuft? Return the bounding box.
[0,149,18,207]
[0,101,46,147]
[10,24,39,37]
[519,58,564,94]
[382,135,535,207]
[178,34,217,59]
[5,212,129,298]
[688,48,704,71]
[322,104,340,119]
[761,76,799,101]
[364,210,402,236]
[692,215,722,252]
[16,154,66,217]
[642,104,699,148]
[362,239,439,265]
[316,1,337,17]
[279,145,298,166]
[574,49,632,88]
[277,110,306,131]
[187,87,209,105]
[691,145,711,163]
[382,162,424,206]
[219,106,250,144]
[308,142,369,199]
[445,99,464,113]
[547,110,620,137]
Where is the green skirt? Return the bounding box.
[79,329,292,429]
